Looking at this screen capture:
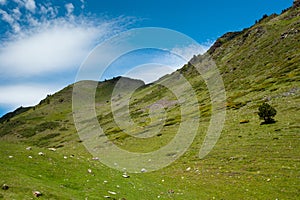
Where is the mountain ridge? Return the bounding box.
[2,2,299,121]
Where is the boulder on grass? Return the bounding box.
[33,191,42,197]
[2,184,9,190]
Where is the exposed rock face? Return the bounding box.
[208,31,242,54]
[294,0,300,8]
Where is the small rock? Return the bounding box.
[103,180,108,184]
[122,174,130,178]
[63,156,68,159]
[33,191,42,197]
[267,178,271,182]
[88,169,92,173]
[48,148,56,151]
[108,191,116,195]
[38,152,44,156]
[2,184,9,190]
[186,167,191,171]
[8,156,13,158]
[28,156,33,159]
[92,157,99,160]
[141,168,147,173]
[26,147,32,150]
[103,196,110,198]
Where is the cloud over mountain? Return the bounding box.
[0,0,131,112]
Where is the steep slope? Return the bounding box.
[0,3,299,199]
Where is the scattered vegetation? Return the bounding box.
[35,121,60,132]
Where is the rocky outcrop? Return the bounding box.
[293,0,300,8]
[208,31,241,54]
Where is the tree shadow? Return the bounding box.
[260,119,276,125]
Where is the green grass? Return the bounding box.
[0,93,299,199]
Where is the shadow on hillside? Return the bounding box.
[260,119,276,125]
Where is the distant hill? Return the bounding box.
[0,106,32,123]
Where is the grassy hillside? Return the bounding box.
[0,4,299,200]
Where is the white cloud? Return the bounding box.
[65,3,74,16]
[152,43,212,71]
[171,44,210,61]
[100,44,210,84]
[25,13,39,26]
[0,84,62,108]
[39,4,58,18]
[10,0,36,13]
[0,0,6,5]
[0,20,117,77]
[0,1,37,32]
[12,0,24,7]
[24,0,36,13]
[125,64,174,84]
[0,0,132,114]
[80,0,85,9]
[123,44,212,83]
[12,8,22,21]
[0,9,14,24]
[11,23,21,32]
[0,9,20,32]
[145,44,211,74]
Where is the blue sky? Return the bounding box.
[86,0,292,42]
[0,0,293,117]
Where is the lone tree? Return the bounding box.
[258,103,277,124]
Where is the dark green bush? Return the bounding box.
[258,103,277,124]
